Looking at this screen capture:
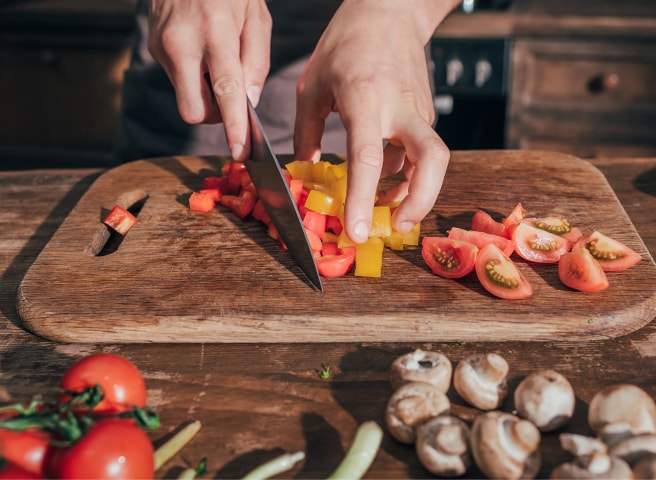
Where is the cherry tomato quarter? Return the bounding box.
[471,210,508,238]
[512,222,571,264]
[475,243,533,299]
[422,237,478,279]
[59,353,147,415]
[448,227,515,258]
[579,231,642,272]
[49,418,154,480]
[558,245,609,292]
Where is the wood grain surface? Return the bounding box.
[16,150,656,343]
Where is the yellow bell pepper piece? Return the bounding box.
[369,206,392,238]
[383,231,405,251]
[330,175,348,205]
[285,160,314,181]
[304,189,341,217]
[355,237,385,278]
[402,222,421,246]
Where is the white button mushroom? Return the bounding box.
[385,381,451,445]
[609,433,656,466]
[470,410,541,480]
[588,384,656,437]
[513,369,575,432]
[551,433,635,479]
[453,353,509,411]
[389,349,452,393]
[633,452,656,479]
[415,414,471,477]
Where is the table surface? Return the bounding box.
[1,154,655,479]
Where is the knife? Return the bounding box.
[244,99,324,291]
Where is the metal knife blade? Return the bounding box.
[244,99,324,291]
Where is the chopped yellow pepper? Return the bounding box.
[354,237,385,278]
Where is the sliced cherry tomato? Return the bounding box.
[448,227,514,258]
[471,210,508,238]
[49,418,154,480]
[422,237,478,279]
[558,244,609,292]
[512,222,571,264]
[501,202,527,230]
[579,231,642,272]
[317,246,356,278]
[560,226,583,244]
[475,243,533,299]
[59,353,147,415]
[0,428,50,477]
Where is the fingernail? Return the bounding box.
[231,143,244,161]
[398,221,414,233]
[247,85,261,106]
[352,221,369,243]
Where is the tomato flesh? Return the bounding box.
[475,243,533,299]
[471,210,508,238]
[512,222,571,264]
[580,231,642,272]
[448,227,514,258]
[422,237,478,279]
[316,246,356,278]
[558,245,609,292]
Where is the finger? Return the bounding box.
[294,70,331,163]
[205,28,249,161]
[380,142,406,178]
[390,120,450,233]
[240,5,272,107]
[341,86,385,243]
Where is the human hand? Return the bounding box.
[147,0,272,161]
[294,0,460,243]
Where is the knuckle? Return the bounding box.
[354,144,384,168]
[212,75,242,98]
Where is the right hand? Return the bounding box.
[147,0,272,161]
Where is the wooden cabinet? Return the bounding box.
[507,38,656,157]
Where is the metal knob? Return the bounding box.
[446,58,464,87]
[475,59,492,87]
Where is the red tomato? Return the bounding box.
[0,428,50,477]
[512,222,571,264]
[558,244,609,292]
[501,202,526,230]
[448,227,515,258]
[317,246,356,278]
[59,353,147,415]
[49,419,154,480]
[579,231,642,272]
[475,243,533,299]
[0,463,41,479]
[471,210,508,238]
[422,237,478,279]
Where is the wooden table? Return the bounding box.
[1,155,655,478]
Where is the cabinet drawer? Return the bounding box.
[512,39,656,109]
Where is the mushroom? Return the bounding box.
[608,433,656,465]
[415,414,471,477]
[385,381,450,445]
[470,410,541,479]
[633,452,656,479]
[551,433,635,479]
[453,353,509,411]
[513,369,575,432]
[588,384,656,437]
[389,349,452,393]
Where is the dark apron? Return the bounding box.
[113,0,344,164]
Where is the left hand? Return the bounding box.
[294,0,460,243]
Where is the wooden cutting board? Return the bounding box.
[16,150,656,343]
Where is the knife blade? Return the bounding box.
[244,99,324,291]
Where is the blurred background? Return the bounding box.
[1,0,655,169]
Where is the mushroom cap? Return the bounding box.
[609,433,656,465]
[633,452,656,479]
[588,384,656,437]
[385,381,451,444]
[416,414,471,477]
[389,349,452,393]
[454,353,509,411]
[470,410,541,480]
[514,369,576,432]
[550,454,634,479]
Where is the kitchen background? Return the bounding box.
[1,0,655,169]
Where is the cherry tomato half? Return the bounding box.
[49,418,154,480]
[448,227,515,258]
[59,353,147,415]
[471,210,507,239]
[422,237,478,279]
[512,222,571,264]
[579,231,642,272]
[475,243,533,299]
[558,244,609,292]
